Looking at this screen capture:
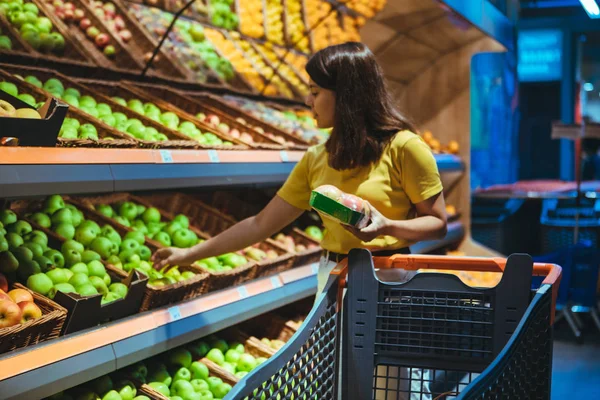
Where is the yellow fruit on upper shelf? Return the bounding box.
[239,0,265,38]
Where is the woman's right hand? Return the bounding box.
[151,247,193,270]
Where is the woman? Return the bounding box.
[152,42,447,295]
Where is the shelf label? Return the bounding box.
[159,150,173,163]
[311,263,319,275]
[270,276,282,289]
[237,286,249,299]
[168,306,182,321]
[280,150,289,162]
[207,150,220,163]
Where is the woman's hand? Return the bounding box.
[151,247,193,270]
[343,201,390,242]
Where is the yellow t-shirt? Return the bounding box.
[277,130,443,253]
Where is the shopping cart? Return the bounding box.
[225,249,562,400]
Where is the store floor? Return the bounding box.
[552,320,600,398]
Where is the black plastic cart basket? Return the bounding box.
[224,249,562,400]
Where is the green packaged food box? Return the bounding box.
[309,190,370,228]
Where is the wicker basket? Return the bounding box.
[0,283,67,354]
[200,357,239,385]
[126,82,289,150]
[187,92,310,149]
[220,327,279,358]
[241,311,298,342]
[137,384,170,400]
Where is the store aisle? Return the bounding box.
[552,324,600,399]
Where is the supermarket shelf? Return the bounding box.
[410,221,465,254]
[0,264,318,400]
[0,148,462,197]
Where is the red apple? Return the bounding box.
[55,10,65,20]
[8,288,33,304]
[206,114,220,126]
[79,18,92,30]
[240,133,254,143]
[86,26,100,39]
[0,291,11,303]
[0,273,7,293]
[73,8,84,21]
[229,129,240,139]
[0,299,21,328]
[63,9,74,21]
[18,301,42,323]
[114,16,125,31]
[118,29,132,42]
[341,194,364,212]
[95,32,109,48]
[316,185,343,201]
[64,2,75,11]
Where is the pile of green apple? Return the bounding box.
[0,26,13,50]
[48,375,146,400]
[0,79,42,107]
[110,96,231,146]
[95,201,200,248]
[209,0,238,30]
[195,252,249,274]
[0,0,66,54]
[203,336,266,380]
[16,74,169,142]
[147,346,234,400]
[114,258,198,289]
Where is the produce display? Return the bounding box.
[0,286,42,328]
[253,42,309,97]
[0,0,66,54]
[304,0,341,51]
[0,80,43,118]
[0,27,13,50]
[273,229,322,252]
[339,0,387,18]
[43,0,119,60]
[237,0,264,38]
[421,130,460,155]
[273,47,309,82]
[264,0,284,46]
[284,0,308,52]
[209,0,237,30]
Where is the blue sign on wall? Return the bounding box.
[518,29,563,82]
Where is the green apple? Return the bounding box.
[25,230,48,249]
[64,87,81,98]
[79,220,101,235]
[6,233,24,250]
[43,195,65,215]
[118,202,138,221]
[189,361,209,380]
[46,268,69,284]
[160,111,179,128]
[190,378,209,393]
[225,349,241,364]
[96,103,112,117]
[7,220,32,236]
[87,260,106,277]
[26,272,53,295]
[13,245,33,264]
[69,271,89,288]
[90,237,117,259]
[213,382,232,398]
[172,367,191,383]
[170,379,194,399]
[120,238,140,254]
[63,95,80,108]
[43,78,64,95]
[200,257,220,270]
[79,123,98,140]
[95,204,114,218]
[22,242,43,258]
[137,245,151,261]
[29,212,51,228]
[16,258,41,282]
[115,380,136,400]
[0,81,18,97]
[89,276,108,294]
[132,397,150,400]
[63,249,82,268]
[222,361,235,374]
[112,112,127,125]
[109,282,128,298]
[101,291,120,304]
[100,225,122,246]
[0,237,8,253]
[124,231,145,245]
[206,376,223,393]
[172,229,197,248]
[163,221,183,238]
[75,225,97,247]
[0,210,17,226]
[147,382,169,397]
[206,348,225,366]
[82,250,101,263]
[153,232,171,247]
[235,371,248,379]
[61,239,84,255]
[100,390,121,400]
[76,283,99,296]
[147,370,172,387]
[237,353,257,372]
[79,95,97,108]
[112,96,127,106]
[127,99,144,114]
[54,223,75,240]
[17,93,36,106]
[172,215,190,229]
[141,207,161,224]
[44,249,65,268]
[168,347,192,369]
[48,282,77,299]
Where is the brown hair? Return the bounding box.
[306,42,417,170]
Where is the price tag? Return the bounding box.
[168,306,182,321]
[311,263,319,275]
[159,150,173,163]
[280,150,290,162]
[237,286,249,299]
[207,150,220,163]
[270,276,282,288]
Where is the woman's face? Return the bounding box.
[305,80,335,129]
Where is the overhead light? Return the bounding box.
[584,82,594,91]
[580,0,600,18]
